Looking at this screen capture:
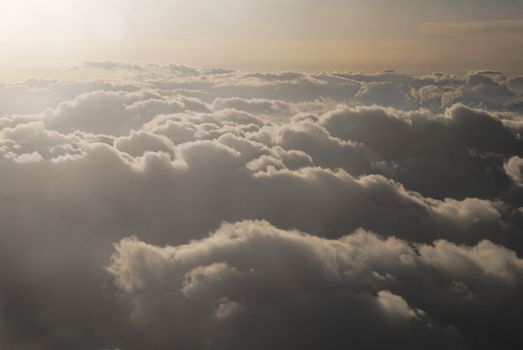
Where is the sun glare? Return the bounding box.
[0,1,77,39]
[94,8,127,41]
[0,0,129,43]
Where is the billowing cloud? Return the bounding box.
[107,220,523,350]
[0,63,522,350]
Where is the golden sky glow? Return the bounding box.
[1,0,522,79]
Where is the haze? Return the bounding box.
[1,0,523,79]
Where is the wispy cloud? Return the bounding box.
[417,19,523,37]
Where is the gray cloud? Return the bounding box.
[321,104,522,199]
[107,220,523,350]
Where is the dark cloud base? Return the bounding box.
[0,63,522,350]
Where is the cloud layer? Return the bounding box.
[0,63,522,350]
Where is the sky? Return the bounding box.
[1,0,523,79]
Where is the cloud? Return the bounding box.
[321,104,522,199]
[417,20,523,37]
[505,156,523,185]
[43,90,209,135]
[0,63,522,349]
[0,79,139,115]
[82,61,145,72]
[355,81,419,110]
[107,220,523,349]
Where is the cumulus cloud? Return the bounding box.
[107,220,523,350]
[0,62,522,350]
[505,156,523,186]
[321,104,522,199]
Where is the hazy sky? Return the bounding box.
[1,0,523,78]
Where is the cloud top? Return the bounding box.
[0,63,522,349]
